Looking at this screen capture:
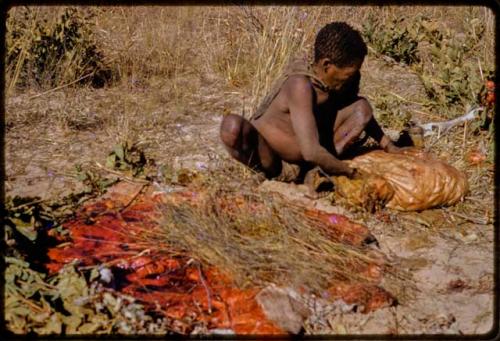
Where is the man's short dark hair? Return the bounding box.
[314,22,367,67]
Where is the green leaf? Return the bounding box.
[78,321,102,333]
[11,218,37,241]
[35,313,63,334]
[8,306,32,316]
[470,18,480,26]
[76,172,88,181]
[113,145,125,161]
[89,268,99,282]
[5,256,30,268]
[105,154,116,169]
[63,315,83,334]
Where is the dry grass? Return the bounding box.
[6,6,494,119]
[139,162,408,294]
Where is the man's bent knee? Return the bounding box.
[352,98,373,125]
[220,114,244,149]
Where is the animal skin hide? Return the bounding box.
[333,148,468,211]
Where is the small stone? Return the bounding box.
[256,285,310,334]
[99,267,113,283]
[463,233,478,244]
[208,328,235,335]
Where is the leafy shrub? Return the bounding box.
[371,94,412,130]
[105,141,149,177]
[415,17,488,110]
[363,15,420,65]
[6,7,113,91]
[363,14,491,112]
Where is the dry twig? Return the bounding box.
[94,162,150,184]
[418,106,484,137]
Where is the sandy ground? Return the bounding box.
[259,181,494,335]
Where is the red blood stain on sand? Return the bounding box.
[46,182,395,334]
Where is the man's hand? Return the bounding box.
[384,142,404,154]
[348,167,365,180]
[379,135,403,154]
[365,118,405,154]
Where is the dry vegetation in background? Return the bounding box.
[5,7,495,163]
[7,6,494,112]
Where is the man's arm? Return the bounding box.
[364,115,400,153]
[285,76,355,176]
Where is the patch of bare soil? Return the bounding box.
[362,55,427,105]
[5,82,236,200]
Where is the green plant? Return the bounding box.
[363,13,491,114]
[4,178,166,334]
[363,15,420,66]
[105,141,150,177]
[371,94,412,130]
[4,196,56,243]
[3,173,115,252]
[6,7,112,92]
[5,259,167,334]
[74,164,119,195]
[415,16,487,111]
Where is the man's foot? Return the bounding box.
[274,161,301,183]
[303,167,334,199]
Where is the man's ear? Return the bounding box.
[319,58,332,71]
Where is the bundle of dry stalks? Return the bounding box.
[145,186,404,294]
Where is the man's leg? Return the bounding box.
[220,114,282,178]
[333,98,373,156]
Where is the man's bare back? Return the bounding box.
[251,75,332,162]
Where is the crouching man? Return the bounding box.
[220,22,401,187]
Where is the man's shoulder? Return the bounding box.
[282,74,313,96]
